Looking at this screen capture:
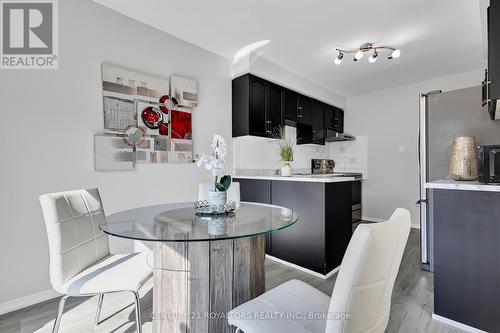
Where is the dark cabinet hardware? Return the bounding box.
[483,69,491,107]
[297,106,303,118]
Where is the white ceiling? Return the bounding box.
[94,0,486,97]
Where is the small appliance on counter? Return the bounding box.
[478,145,500,184]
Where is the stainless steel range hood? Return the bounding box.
[325,128,355,142]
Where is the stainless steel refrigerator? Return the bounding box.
[418,85,500,271]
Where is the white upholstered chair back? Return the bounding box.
[326,208,411,333]
[39,188,110,293]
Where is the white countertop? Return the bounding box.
[233,174,361,183]
[424,179,500,192]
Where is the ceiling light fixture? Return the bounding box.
[354,50,364,61]
[334,51,344,65]
[335,43,400,65]
[388,48,401,59]
[369,49,378,63]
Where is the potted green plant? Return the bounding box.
[272,127,294,177]
[196,134,232,205]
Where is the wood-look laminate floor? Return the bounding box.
[0,228,466,333]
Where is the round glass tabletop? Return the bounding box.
[98,202,298,242]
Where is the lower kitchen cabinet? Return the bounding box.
[237,178,273,252]
[432,188,500,332]
[235,178,355,275]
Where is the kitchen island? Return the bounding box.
[425,179,500,332]
[234,172,361,278]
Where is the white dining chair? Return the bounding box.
[198,181,241,208]
[228,208,411,333]
[39,188,152,333]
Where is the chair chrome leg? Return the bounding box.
[132,291,142,333]
[94,294,104,327]
[52,295,69,333]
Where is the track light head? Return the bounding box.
[388,49,401,59]
[334,51,343,65]
[354,50,364,61]
[369,49,378,63]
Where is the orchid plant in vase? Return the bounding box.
[196,134,232,206]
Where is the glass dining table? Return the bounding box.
[99,202,298,333]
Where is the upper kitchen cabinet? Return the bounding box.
[297,94,312,124]
[284,89,299,122]
[324,105,344,133]
[232,74,283,138]
[232,73,344,142]
[311,100,326,144]
[486,1,500,120]
[283,89,312,124]
[296,100,326,145]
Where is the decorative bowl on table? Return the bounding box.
[194,200,236,216]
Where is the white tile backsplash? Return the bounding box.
[330,135,368,177]
[233,127,368,178]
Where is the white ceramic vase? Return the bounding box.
[207,218,227,236]
[281,161,293,177]
[208,190,227,206]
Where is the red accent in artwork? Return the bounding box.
[159,95,169,104]
[141,107,162,129]
[159,105,169,114]
[159,123,169,136]
[171,110,192,140]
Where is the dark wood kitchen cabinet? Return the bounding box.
[235,178,355,275]
[232,73,344,142]
[283,89,312,124]
[325,105,344,133]
[432,188,500,332]
[297,94,312,124]
[232,74,283,138]
[485,1,500,119]
[284,89,299,122]
[297,100,325,145]
[311,100,325,144]
[237,178,273,253]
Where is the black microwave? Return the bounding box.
[478,145,500,183]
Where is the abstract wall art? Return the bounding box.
[94,64,196,171]
[170,75,198,108]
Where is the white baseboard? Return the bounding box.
[361,216,385,223]
[0,289,60,316]
[265,255,339,280]
[362,216,420,229]
[432,313,487,333]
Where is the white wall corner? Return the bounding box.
[0,289,60,316]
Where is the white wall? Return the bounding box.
[346,68,484,227]
[0,0,231,306]
[246,54,346,108]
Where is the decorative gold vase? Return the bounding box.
[449,136,478,181]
